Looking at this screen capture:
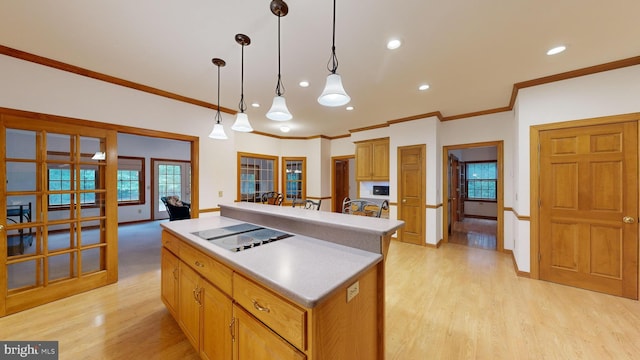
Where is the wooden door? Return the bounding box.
[539,121,638,299]
[233,304,306,360]
[1,114,118,316]
[450,155,460,226]
[398,145,426,246]
[333,158,350,213]
[458,161,466,221]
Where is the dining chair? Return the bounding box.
[261,191,284,206]
[292,198,322,210]
[342,197,388,218]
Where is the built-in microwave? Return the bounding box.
[373,185,389,196]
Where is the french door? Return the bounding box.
[152,159,191,219]
[1,114,118,316]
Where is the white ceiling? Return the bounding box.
[1,0,639,137]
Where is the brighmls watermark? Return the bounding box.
[0,341,58,359]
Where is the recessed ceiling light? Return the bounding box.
[346,106,354,111]
[387,39,402,50]
[280,126,290,133]
[251,102,260,108]
[299,81,309,87]
[418,84,430,91]
[546,45,566,56]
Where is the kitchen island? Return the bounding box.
[160,202,404,360]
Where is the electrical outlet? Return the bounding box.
[218,191,223,197]
[346,281,359,303]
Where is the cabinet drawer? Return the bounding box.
[233,273,306,350]
[161,231,180,255]
[180,243,233,296]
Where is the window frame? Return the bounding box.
[117,156,145,206]
[237,152,279,203]
[465,161,498,201]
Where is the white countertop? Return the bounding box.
[161,215,383,308]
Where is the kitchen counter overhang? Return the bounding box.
[161,203,404,308]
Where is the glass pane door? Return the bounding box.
[1,115,117,316]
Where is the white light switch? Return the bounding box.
[346,281,359,303]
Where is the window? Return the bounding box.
[282,157,306,203]
[238,153,278,202]
[466,161,497,200]
[48,168,96,206]
[117,157,145,205]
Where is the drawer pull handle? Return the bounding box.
[194,261,205,268]
[252,299,270,313]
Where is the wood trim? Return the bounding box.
[425,239,443,249]
[348,123,389,133]
[505,207,531,221]
[441,107,512,122]
[199,208,220,213]
[505,250,531,278]
[0,45,236,115]
[425,203,442,209]
[442,141,504,252]
[387,111,444,124]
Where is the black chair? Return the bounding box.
[261,192,283,206]
[292,198,322,211]
[161,196,191,221]
[342,197,388,218]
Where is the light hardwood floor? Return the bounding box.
[1,223,639,359]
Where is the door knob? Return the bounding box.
[623,216,635,224]
[402,199,407,203]
[0,224,4,231]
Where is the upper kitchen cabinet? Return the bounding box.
[355,138,389,181]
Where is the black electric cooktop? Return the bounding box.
[192,223,293,252]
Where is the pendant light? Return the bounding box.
[231,34,253,132]
[318,0,350,107]
[208,58,228,140]
[266,0,292,121]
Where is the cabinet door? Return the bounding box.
[201,281,233,360]
[179,263,201,350]
[355,143,372,180]
[161,248,180,318]
[371,140,389,180]
[233,305,306,360]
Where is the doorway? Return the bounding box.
[442,141,504,251]
[332,156,355,213]
[152,159,192,220]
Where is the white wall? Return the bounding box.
[4,53,640,274]
[511,64,640,272]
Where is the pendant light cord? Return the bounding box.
[326,0,339,74]
[239,43,247,113]
[275,14,286,96]
[215,65,222,124]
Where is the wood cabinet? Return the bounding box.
[164,234,234,360]
[162,230,383,360]
[355,138,389,181]
[160,248,179,318]
[234,304,306,360]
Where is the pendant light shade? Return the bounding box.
[231,112,253,132]
[208,58,228,140]
[318,0,350,107]
[266,0,293,121]
[231,33,253,132]
[208,123,227,139]
[318,73,350,106]
[266,96,292,121]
